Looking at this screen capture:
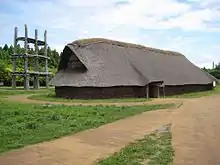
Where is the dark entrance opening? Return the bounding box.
[148,81,163,98]
[149,85,157,98]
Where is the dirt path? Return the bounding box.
[172,94,220,165]
[1,94,220,165]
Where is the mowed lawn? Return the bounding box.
[0,97,175,153]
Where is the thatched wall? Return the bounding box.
[163,83,213,96]
[55,86,146,99]
[55,83,213,99]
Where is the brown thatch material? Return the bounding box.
[50,38,215,88]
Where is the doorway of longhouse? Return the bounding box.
[148,84,160,98]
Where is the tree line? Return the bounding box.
[0,44,60,86]
[202,63,220,80]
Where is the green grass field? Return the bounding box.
[96,125,173,165]
[0,87,53,98]
[0,98,175,153]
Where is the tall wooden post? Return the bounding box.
[33,29,39,89]
[44,30,49,88]
[24,24,29,89]
[12,27,17,89]
[146,85,149,98]
[163,86,165,98]
[157,86,160,98]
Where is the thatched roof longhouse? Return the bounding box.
[50,38,215,87]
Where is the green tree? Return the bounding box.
[3,44,9,51]
[0,60,10,82]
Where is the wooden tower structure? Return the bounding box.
[11,24,51,89]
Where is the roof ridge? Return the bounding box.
[71,38,184,57]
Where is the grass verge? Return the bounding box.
[0,101,175,154]
[96,124,173,165]
[28,92,151,103]
[0,88,53,98]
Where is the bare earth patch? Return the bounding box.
[172,94,220,165]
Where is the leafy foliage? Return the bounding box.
[0,60,11,82]
[203,63,220,79]
[0,44,60,86]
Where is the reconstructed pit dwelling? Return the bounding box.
[50,38,216,99]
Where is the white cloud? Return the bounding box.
[162,8,220,31]
[63,0,120,7]
[90,0,220,31]
[90,0,191,29]
[0,0,219,68]
[8,0,219,33]
[83,30,89,34]
[198,0,220,8]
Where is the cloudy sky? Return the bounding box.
[0,0,219,68]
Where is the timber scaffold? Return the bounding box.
[11,24,52,89]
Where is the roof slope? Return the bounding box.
[50,38,215,87]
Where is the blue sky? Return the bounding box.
[0,0,219,68]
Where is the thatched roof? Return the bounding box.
[50,38,215,87]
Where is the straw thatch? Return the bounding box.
[50,38,215,98]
